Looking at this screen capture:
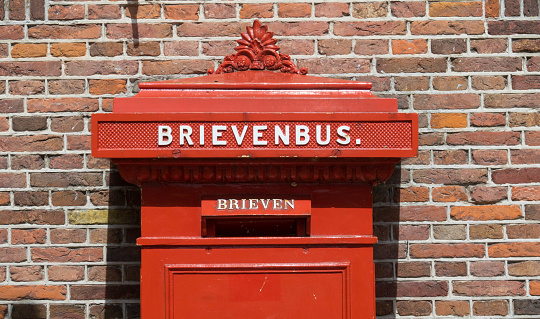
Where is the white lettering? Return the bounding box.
[316,125,331,145]
[249,199,258,209]
[158,126,173,146]
[229,199,239,210]
[273,199,283,209]
[212,125,227,146]
[199,125,204,146]
[253,125,268,146]
[241,199,247,210]
[217,199,227,210]
[275,125,290,145]
[260,199,270,209]
[284,199,295,210]
[231,125,248,145]
[295,125,309,145]
[337,126,351,145]
[179,125,194,146]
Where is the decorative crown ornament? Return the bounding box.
[208,20,308,75]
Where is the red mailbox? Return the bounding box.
[92,21,417,319]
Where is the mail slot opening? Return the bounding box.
[202,217,310,237]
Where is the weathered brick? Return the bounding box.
[411,244,484,258]
[202,41,236,57]
[0,26,24,40]
[278,3,311,18]
[376,281,448,298]
[29,25,101,39]
[489,242,540,257]
[30,0,45,20]
[433,225,466,240]
[240,4,273,19]
[397,262,430,278]
[470,261,505,277]
[10,266,44,281]
[513,39,540,52]
[204,4,236,19]
[354,39,389,55]
[433,76,467,91]
[470,186,507,203]
[89,42,123,57]
[431,113,467,128]
[510,112,540,127]
[512,149,540,164]
[471,75,506,90]
[470,224,504,239]
[0,135,63,152]
[471,38,507,54]
[68,209,139,225]
[0,61,62,76]
[508,261,540,276]
[48,266,84,282]
[392,39,427,55]
[9,81,45,95]
[164,5,199,20]
[436,301,470,316]
[107,23,172,39]
[88,266,122,282]
[0,247,26,262]
[431,38,467,54]
[451,205,521,221]
[334,21,405,36]
[452,57,521,72]
[125,4,161,19]
[12,116,47,131]
[489,21,540,35]
[397,301,432,316]
[432,186,468,202]
[395,76,429,91]
[32,247,103,262]
[485,93,540,108]
[299,58,370,74]
[48,5,85,20]
[12,304,46,319]
[377,58,446,73]
[50,43,86,57]
[429,2,483,17]
[0,285,66,300]
[472,149,508,165]
[71,285,140,300]
[470,112,505,127]
[454,280,524,296]
[315,3,349,17]
[515,300,540,315]
[411,21,484,35]
[447,131,520,146]
[473,300,508,316]
[164,41,198,56]
[89,79,127,95]
[11,44,47,58]
[513,75,540,90]
[52,191,86,207]
[0,210,64,225]
[30,172,102,187]
[493,167,540,184]
[507,224,540,238]
[352,2,387,18]
[318,39,351,56]
[435,261,467,276]
[391,1,426,17]
[414,93,480,110]
[14,191,48,206]
[50,229,86,244]
[143,60,213,75]
[394,224,429,240]
[414,168,487,184]
[127,42,160,56]
[527,57,540,71]
[88,5,121,19]
[50,304,85,319]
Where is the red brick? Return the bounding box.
[30,172,102,187]
[471,38,507,53]
[513,39,540,52]
[507,224,540,238]
[88,266,122,282]
[411,20,484,35]
[315,3,349,17]
[52,191,87,207]
[66,60,138,76]
[0,62,62,76]
[414,169,487,184]
[12,229,47,245]
[49,80,85,95]
[14,191,48,206]
[50,43,86,57]
[12,116,47,131]
[453,57,521,72]
[0,192,9,206]
[0,285,66,300]
[11,44,47,58]
[394,225,429,241]
[204,4,236,19]
[470,113,505,127]
[0,247,26,262]
[164,5,199,20]
[50,229,86,244]
[0,210,64,225]
[0,25,24,39]
[202,41,236,56]
[9,81,45,95]
[513,75,540,90]
[431,38,467,54]
[493,167,540,184]
[48,5,85,20]
[454,280,524,296]
[352,2,387,18]
[433,186,468,202]
[395,77,429,91]
[48,266,84,282]
[397,262,430,278]
[414,93,480,110]
[0,135,62,153]
[354,39,389,55]
[392,39,427,54]
[142,60,216,75]
[512,149,540,164]
[318,39,351,55]
[89,42,123,57]
[28,98,98,113]
[470,224,504,239]
[376,281,448,298]
[531,281,540,295]
[429,2,483,17]
[89,79,126,95]
[485,93,540,108]
[436,301,470,316]
[510,112,540,127]
[435,261,467,276]
[10,266,44,281]
[125,4,161,19]
[508,261,540,276]
[127,42,160,56]
[107,23,172,39]
[472,149,508,165]
[49,154,84,170]
[391,1,426,17]
[67,135,91,151]
[164,41,198,56]
[470,186,507,203]
[50,304,85,319]
[524,0,539,15]
[334,21,406,36]
[512,186,540,201]
[240,4,273,19]
[29,25,101,39]
[411,244,484,258]
[90,228,123,244]
[472,76,506,90]
[32,247,103,262]
[451,205,522,221]
[528,57,540,71]
[505,0,520,16]
[278,3,311,17]
[431,113,467,128]
[432,76,467,91]
[447,131,520,146]
[377,58,446,73]
[419,132,444,146]
[266,22,329,36]
[473,300,508,316]
[397,301,432,316]
[489,21,540,35]
[486,0,500,17]
[88,5,121,19]
[470,261,505,277]
[527,131,540,145]
[299,58,370,74]
[9,0,25,20]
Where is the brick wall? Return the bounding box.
[0,0,539,318]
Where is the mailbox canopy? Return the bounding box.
[92,70,418,160]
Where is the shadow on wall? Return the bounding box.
[373,163,402,318]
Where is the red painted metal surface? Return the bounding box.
[90,21,417,318]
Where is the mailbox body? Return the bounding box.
[91,71,418,319]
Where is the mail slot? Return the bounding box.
[91,20,418,319]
